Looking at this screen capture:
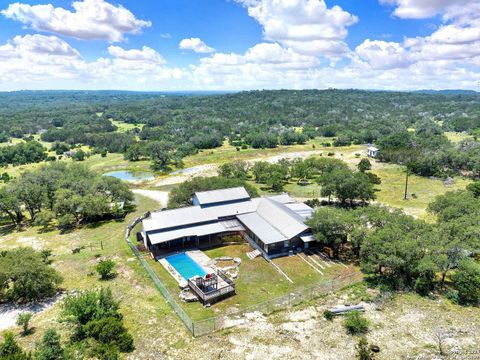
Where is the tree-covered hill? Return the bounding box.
[0,90,478,176]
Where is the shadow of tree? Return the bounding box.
[0,224,17,237]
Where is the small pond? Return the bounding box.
[103,170,154,182]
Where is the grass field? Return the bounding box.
[2,135,471,219]
[445,131,473,143]
[246,146,470,219]
[372,162,471,219]
[110,119,144,133]
[0,195,190,357]
[182,138,360,167]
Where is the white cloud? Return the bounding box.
[1,0,151,42]
[244,42,320,66]
[236,0,357,57]
[3,34,80,58]
[379,0,480,20]
[179,38,215,53]
[355,0,480,69]
[0,36,184,90]
[355,40,412,69]
[379,0,456,19]
[108,46,165,64]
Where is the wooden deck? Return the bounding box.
[188,271,235,305]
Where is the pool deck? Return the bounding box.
[158,250,216,287]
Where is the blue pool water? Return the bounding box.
[103,170,154,182]
[166,253,207,280]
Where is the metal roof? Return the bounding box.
[148,222,227,245]
[194,186,250,206]
[237,212,287,244]
[267,193,295,204]
[285,203,314,220]
[255,198,309,239]
[143,188,313,245]
[367,146,379,151]
[143,198,260,232]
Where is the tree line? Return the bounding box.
[0,163,134,230]
[219,157,378,204]
[1,90,479,174]
[377,120,480,178]
[307,183,480,304]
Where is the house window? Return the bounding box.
[284,240,289,248]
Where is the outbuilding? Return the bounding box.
[367,146,379,157]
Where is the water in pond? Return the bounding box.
[166,253,207,280]
[103,170,154,182]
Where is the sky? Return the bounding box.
[0,0,479,91]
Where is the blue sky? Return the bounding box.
[0,0,479,91]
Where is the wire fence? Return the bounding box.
[125,215,362,337]
[192,271,362,337]
[125,214,194,333]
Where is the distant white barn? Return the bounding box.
[367,146,379,158]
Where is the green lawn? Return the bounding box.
[136,236,359,322]
[372,162,470,219]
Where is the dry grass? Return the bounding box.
[0,195,191,358]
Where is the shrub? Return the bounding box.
[57,214,76,231]
[344,311,369,335]
[96,260,116,280]
[357,158,372,172]
[34,210,56,230]
[414,275,435,296]
[356,337,375,360]
[61,288,133,358]
[84,317,134,352]
[323,310,334,321]
[304,198,321,208]
[16,312,33,335]
[444,289,459,304]
[327,152,335,156]
[365,172,381,185]
[0,332,30,359]
[451,260,480,305]
[35,329,64,360]
[40,250,53,264]
[0,248,62,303]
[466,181,480,197]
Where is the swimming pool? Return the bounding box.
[165,253,207,280]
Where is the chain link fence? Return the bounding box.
[126,215,362,337]
[192,271,362,337]
[126,215,194,334]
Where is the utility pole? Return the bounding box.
[404,167,409,200]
